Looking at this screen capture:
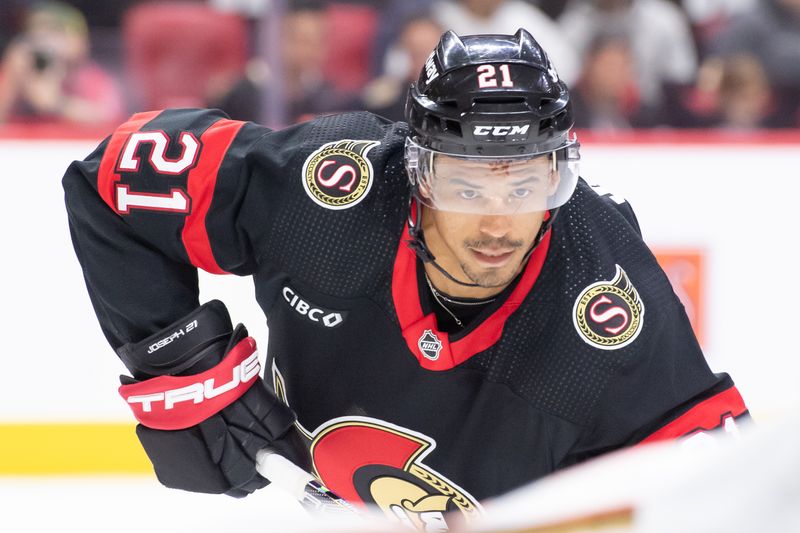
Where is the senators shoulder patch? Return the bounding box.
[302,139,381,210]
[573,265,645,350]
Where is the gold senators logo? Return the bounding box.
[573,265,645,350]
[309,418,482,531]
[302,139,381,210]
[272,363,482,532]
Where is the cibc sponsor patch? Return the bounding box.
[283,286,346,328]
[302,139,381,210]
[573,265,644,350]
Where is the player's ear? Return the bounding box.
[418,180,433,200]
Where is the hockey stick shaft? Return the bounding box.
[255,449,358,515]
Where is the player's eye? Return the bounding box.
[458,189,481,200]
[510,188,532,199]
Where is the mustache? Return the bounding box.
[463,237,524,249]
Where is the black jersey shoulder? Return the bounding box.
[466,179,718,439]
[244,112,412,298]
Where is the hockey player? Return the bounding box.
[63,29,748,527]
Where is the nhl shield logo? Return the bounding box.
[418,330,442,360]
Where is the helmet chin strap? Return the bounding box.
[405,198,559,289]
[406,198,480,287]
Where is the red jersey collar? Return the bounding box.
[391,220,551,371]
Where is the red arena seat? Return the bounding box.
[123,3,248,110]
[322,3,378,93]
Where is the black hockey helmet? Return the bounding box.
[405,28,574,157]
[402,29,580,287]
[404,29,580,216]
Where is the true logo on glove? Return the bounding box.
[119,337,261,430]
[127,353,258,411]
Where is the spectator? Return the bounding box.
[688,54,792,129]
[706,0,800,127]
[370,0,442,77]
[681,0,756,53]
[714,54,781,129]
[0,1,124,125]
[211,0,360,123]
[570,32,658,130]
[431,0,580,83]
[123,2,250,114]
[559,0,698,115]
[362,13,444,122]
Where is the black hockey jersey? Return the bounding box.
[64,109,748,525]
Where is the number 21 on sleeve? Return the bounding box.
[114,131,200,214]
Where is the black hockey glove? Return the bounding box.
[117,300,308,497]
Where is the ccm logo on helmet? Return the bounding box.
[283,286,345,328]
[473,124,530,137]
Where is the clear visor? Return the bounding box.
[405,135,580,215]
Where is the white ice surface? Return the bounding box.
[4,411,800,533]
[0,477,313,533]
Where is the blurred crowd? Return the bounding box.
[1,0,799,131]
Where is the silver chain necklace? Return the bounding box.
[424,273,496,328]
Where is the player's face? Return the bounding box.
[423,208,545,292]
[421,155,549,296]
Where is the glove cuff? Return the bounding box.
[119,336,260,430]
[116,300,233,379]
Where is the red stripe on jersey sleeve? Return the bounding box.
[97,110,162,211]
[181,119,245,274]
[639,386,747,444]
